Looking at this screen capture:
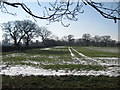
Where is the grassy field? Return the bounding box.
[1,46,119,88]
[2,75,120,88]
[73,46,118,57]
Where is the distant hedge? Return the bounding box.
[1,46,44,52]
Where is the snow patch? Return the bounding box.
[4,53,26,57]
[71,47,86,57]
[53,46,66,48]
[23,60,40,65]
[0,65,119,77]
[68,47,74,57]
[41,48,51,50]
[95,57,118,60]
[71,47,102,65]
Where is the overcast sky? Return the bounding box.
[0,1,118,42]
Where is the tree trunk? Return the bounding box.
[14,40,19,47]
[25,41,29,47]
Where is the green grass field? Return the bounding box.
[73,46,118,57]
[1,46,119,88]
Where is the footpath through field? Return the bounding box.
[68,47,119,66]
[68,47,102,65]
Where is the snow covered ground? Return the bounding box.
[0,47,119,77]
[41,48,51,50]
[68,47,119,66]
[0,65,119,77]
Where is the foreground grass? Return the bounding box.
[2,75,120,89]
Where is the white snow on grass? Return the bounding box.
[4,53,26,57]
[53,46,66,48]
[0,65,119,77]
[68,47,74,57]
[41,48,51,50]
[71,47,86,57]
[22,59,87,65]
[68,47,99,65]
[23,60,40,65]
[29,55,59,59]
[95,57,118,60]
[71,47,102,65]
[1,46,119,77]
[22,60,56,65]
[70,47,119,66]
[29,55,42,58]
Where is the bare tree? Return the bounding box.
[100,35,111,46]
[2,21,24,47]
[2,34,10,46]
[36,26,52,46]
[68,35,74,41]
[82,33,91,46]
[93,35,101,42]
[21,20,37,47]
[68,35,74,45]
[50,35,59,41]
[61,36,69,42]
[0,0,119,27]
[2,20,37,47]
[93,35,101,46]
[82,33,91,40]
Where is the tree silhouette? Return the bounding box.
[2,21,24,47]
[2,20,37,47]
[0,0,119,26]
[68,35,74,46]
[21,20,37,47]
[82,33,91,46]
[93,35,101,46]
[100,35,111,46]
[35,26,52,46]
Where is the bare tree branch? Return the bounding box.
[85,0,120,23]
[0,0,84,26]
[0,0,120,26]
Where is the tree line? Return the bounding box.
[2,20,52,47]
[2,20,118,48]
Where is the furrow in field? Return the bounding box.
[68,47,99,65]
[71,47,102,65]
[68,47,75,57]
[71,47,86,57]
[71,47,119,66]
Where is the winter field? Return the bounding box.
[0,46,120,88]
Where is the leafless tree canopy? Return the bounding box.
[2,20,37,47]
[0,0,120,26]
[36,26,52,41]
